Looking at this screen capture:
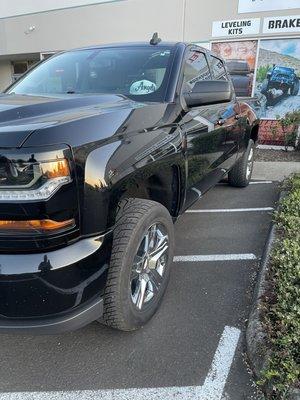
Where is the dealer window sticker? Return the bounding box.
[130,80,157,95]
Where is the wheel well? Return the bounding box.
[117,165,181,219]
[250,124,259,143]
[147,166,181,217]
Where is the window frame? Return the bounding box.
[179,46,212,95]
[209,55,230,82]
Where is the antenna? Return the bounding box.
[150,32,162,45]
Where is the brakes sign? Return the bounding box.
[263,16,300,34]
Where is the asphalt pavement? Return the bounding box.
[0,179,280,400]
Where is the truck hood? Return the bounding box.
[0,93,147,148]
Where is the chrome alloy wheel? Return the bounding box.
[246,147,254,180]
[130,223,169,310]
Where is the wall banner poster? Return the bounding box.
[238,0,300,14]
[212,18,260,37]
[254,38,300,120]
[212,41,258,97]
[263,15,300,34]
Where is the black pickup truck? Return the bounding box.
[0,38,259,333]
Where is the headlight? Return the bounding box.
[0,158,72,202]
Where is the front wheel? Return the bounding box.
[102,198,174,331]
[228,139,255,188]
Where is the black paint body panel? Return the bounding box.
[0,42,257,330]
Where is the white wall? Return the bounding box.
[2,0,185,55]
[0,0,123,19]
[0,61,12,91]
[1,0,300,57]
[0,0,300,90]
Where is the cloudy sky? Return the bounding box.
[260,38,300,60]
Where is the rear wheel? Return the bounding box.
[228,139,255,188]
[102,198,174,331]
[260,79,269,95]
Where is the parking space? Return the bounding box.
[0,180,279,400]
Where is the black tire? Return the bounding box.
[291,79,299,96]
[260,79,269,95]
[228,140,255,188]
[102,198,174,331]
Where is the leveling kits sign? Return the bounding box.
[263,15,300,34]
[212,18,260,37]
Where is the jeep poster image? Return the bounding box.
[212,40,258,97]
[255,38,300,119]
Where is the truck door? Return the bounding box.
[180,49,241,210]
[209,55,241,169]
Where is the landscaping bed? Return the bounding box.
[247,174,300,399]
[255,149,300,163]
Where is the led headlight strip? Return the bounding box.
[0,176,71,201]
[0,159,72,202]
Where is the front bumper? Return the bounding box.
[0,232,112,334]
[0,297,103,334]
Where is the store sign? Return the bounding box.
[238,0,300,13]
[263,15,300,34]
[0,0,124,19]
[212,18,260,37]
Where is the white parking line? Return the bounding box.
[0,326,240,400]
[186,207,273,213]
[249,181,273,185]
[174,254,257,262]
[198,326,241,399]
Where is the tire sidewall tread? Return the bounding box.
[228,139,255,188]
[103,198,174,331]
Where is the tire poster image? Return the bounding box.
[254,38,300,119]
[211,41,258,97]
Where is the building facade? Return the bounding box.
[0,0,299,143]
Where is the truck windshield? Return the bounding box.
[274,67,293,73]
[7,47,174,102]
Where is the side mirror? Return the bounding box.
[184,80,233,108]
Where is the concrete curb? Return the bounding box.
[246,191,300,399]
[246,223,274,392]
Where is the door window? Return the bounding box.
[182,50,211,92]
[210,56,228,81]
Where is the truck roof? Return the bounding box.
[72,41,183,51]
[67,41,218,56]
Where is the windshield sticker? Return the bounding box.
[130,80,157,95]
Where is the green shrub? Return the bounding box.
[279,111,300,151]
[260,174,300,398]
[257,65,271,83]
